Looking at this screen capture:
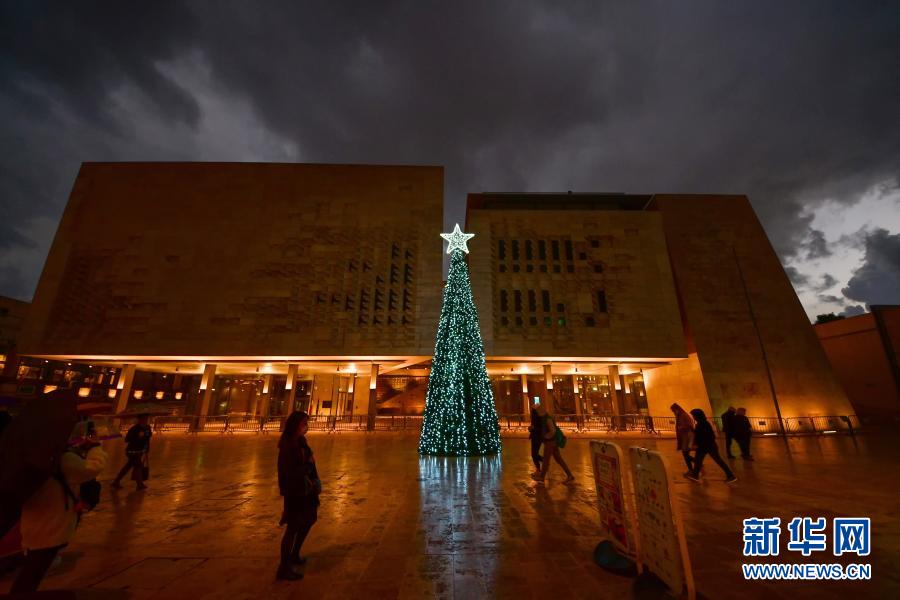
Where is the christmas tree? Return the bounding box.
[419,224,502,456]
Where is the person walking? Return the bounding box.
[733,407,754,461]
[11,422,108,593]
[685,409,737,484]
[670,403,695,474]
[721,406,737,459]
[530,403,574,484]
[276,411,320,581]
[528,405,544,474]
[111,414,151,490]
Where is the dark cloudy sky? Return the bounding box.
[2,1,899,319]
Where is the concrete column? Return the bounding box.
[347,374,356,417]
[543,364,555,413]
[353,376,370,416]
[259,374,272,417]
[197,364,217,426]
[367,363,379,431]
[573,375,583,417]
[521,374,530,414]
[284,364,298,415]
[608,365,623,427]
[114,364,136,414]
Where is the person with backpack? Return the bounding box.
[685,408,737,484]
[111,414,152,491]
[276,411,321,581]
[530,401,575,484]
[11,421,107,593]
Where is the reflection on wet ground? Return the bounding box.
[1,432,897,598]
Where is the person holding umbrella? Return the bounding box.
[111,414,152,491]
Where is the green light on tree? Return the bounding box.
[419,224,502,456]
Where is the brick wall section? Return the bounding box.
[651,195,853,417]
[20,163,443,357]
[466,208,687,359]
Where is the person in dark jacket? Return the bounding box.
[670,403,695,472]
[733,407,754,460]
[528,405,544,474]
[686,409,737,483]
[276,411,320,581]
[111,414,151,490]
[720,406,737,458]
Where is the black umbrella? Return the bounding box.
[0,389,78,537]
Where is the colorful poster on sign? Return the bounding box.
[590,440,635,557]
[628,447,695,599]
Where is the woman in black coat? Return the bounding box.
[276,411,320,581]
[528,405,544,474]
[686,408,737,484]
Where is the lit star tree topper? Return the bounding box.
[419,224,502,456]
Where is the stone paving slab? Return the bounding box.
[1,431,898,598]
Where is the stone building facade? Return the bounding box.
[15,164,854,423]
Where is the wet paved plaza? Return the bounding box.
[1,431,898,599]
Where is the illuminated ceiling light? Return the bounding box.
[155,391,164,400]
[108,389,117,398]
[133,390,144,400]
[175,392,183,400]
[78,387,90,397]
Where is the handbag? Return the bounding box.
[303,474,322,496]
[555,424,567,449]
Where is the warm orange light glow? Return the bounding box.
[155,391,164,400]
[572,375,579,394]
[285,364,297,390]
[521,374,529,394]
[133,390,143,400]
[199,364,216,390]
[543,364,553,390]
[175,392,183,400]
[348,375,355,394]
[78,387,90,397]
[369,364,379,389]
[43,385,58,394]
[108,389,117,399]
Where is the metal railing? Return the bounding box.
[106,412,861,437]
[153,415,196,433]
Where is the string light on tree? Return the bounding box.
[419,224,502,456]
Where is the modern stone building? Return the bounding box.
[815,306,900,421]
[15,162,855,424]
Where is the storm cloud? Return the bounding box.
[842,228,900,306]
[2,1,900,313]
